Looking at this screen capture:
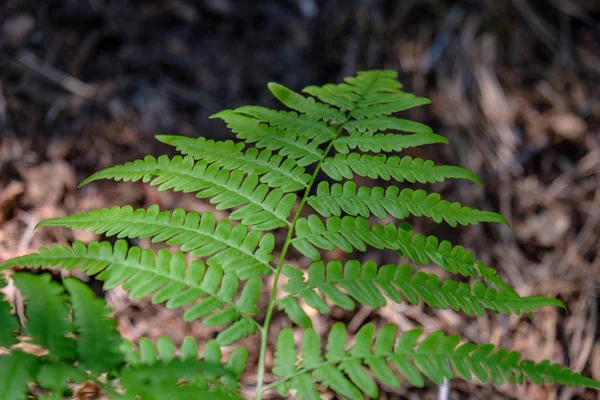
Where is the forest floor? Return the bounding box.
[1,1,599,398]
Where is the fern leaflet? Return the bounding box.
[80,155,295,230]
[322,153,482,184]
[291,215,514,290]
[343,116,433,134]
[63,278,123,374]
[267,82,346,123]
[0,351,40,400]
[270,323,599,400]
[333,131,448,154]
[277,261,563,330]
[229,106,337,143]
[308,181,508,227]
[156,135,310,192]
[38,205,275,278]
[122,336,247,399]
[211,111,324,166]
[12,273,76,359]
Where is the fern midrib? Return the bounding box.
[254,133,343,398]
[256,71,389,399]
[21,251,262,331]
[47,215,276,274]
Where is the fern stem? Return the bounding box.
[254,127,344,399]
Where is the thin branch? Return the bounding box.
[15,50,97,99]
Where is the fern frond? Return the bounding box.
[333,131,448,154]
[267,83,346,123]
[1,241,262,346]
[321,153,482,185]
[12,273,76,359]
[343,116,433,134]
[0,279,19,347]
[38,205,275,278]
[308,182,508,227]
[0,351,40,400]
[271,323,600,399]
[210,111,324,166]
[63,278,123,374]
[230,106,337,144]
[156,135,310,192]
[278,262,563,324]
[80,155,295,230]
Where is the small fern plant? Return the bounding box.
[1,70,598,399]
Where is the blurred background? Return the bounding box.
[1,0,599,398]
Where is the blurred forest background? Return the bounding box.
[1,0,599,398]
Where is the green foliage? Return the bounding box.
[1,70,597,398]
[0,273,122,399]
[272,323,600,400]
[0,273,245,399]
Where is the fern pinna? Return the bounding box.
[1,70,597,399]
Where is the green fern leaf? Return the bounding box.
[0,351,40,400]
[350,93,431,119]
[38,205,275,278]
[272,328,298,379]
[119,359,237,400]
[80,156,295,230]
[128,337,247,398]
[270,323,600,399]
[291,215,516,289]
[63,278,123,374]
[308,181,508,227]
[333,131,448,154]
[299,70,407,115]
[156,135,310,192]
[278,262,563,322]
[1,241,262,345]
[210,111,324,166]
[267,83,346,123]
[343,116,433,134]
[302,84,358,110]
[343,70,403,95]
[230,106,337,143]
[321,153,482,185]
[0,279,19,347]
[36,362,87,393]
[273,328,321,399]
[12,273,76,359]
